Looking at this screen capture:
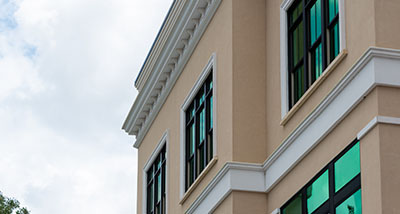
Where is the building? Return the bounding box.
[123,0,400,213]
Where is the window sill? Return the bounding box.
[179,157,218,205]
[280,49,348,126]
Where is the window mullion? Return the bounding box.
[204,86,208,166]
[194,104,199,178]
[321,0,327,71]
[301,188,307,214]
[302,0,308,93]
[329,163,335,214]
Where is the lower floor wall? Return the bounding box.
[211,123,400,214]
[213,191,267,214]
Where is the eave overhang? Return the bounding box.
[122,0,222,148]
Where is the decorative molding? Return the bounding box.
[185,162,265,214]
[142,130,169,214]
[357,116,400,139]
[186,47,400,214]
[180,53,217,200]
[271,208,281,214]
[280,0,347,120]
[122,0,222,148]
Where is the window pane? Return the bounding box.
[189,158,195,184]
[189,123,195,155]
[207,131,213,162]
[148,184,154,211]
[292,21,304,67]
[330,22,340,62]
[335,142,361,192]
[290,1,303,25]
[199,109,205,143]
[157,173,161,202]
[329,0,339,22]
[307,170,329,213]
[311,43,323,79]
[198,144,205,172]
[292,65,304,103]
[282,194,302,214]
[309,0,321,45]
[209,96,213,129]
[336,189,362,214]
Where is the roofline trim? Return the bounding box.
[123,0,222,148]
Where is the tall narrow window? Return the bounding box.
[288,0,340,108]
[147,146,166,214]
[281,140,361,214]
[185,72,213,191]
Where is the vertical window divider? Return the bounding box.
[321,0,327,72]
[301,188,307,214]
[328,162,335,214]
[204,85,208,169]
[303,0,309,91]
[194,99,198,179]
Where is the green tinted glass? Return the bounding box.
[290,1,303,25]
[292,21,304,66]
[335,142,360,192]
[282,194,302,214]
[199,109,205,142]
[199,145,205,172]
[329,0,339,22]
[336,189,362,214]
[189,124,195,155]
[309,0,321,45]
[293,65,304,102]
[149,184,154,210]
[189,159,194,183]
[312,44,323,79]
[330,22,340,62]
[307,170,329,213]
[209,96,213,129]
[157,173,161,202]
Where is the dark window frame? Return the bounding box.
[146,146,167,214]
[288,0,340,108]
[281,139,361,214]
[185,72,213,191]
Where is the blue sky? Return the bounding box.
[0,0,173,213]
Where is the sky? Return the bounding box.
[0,0,173,213]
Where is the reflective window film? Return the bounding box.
[334,142,361,192]
[282,194,302,214]
[306,170,329,213]
[336,189,362,214]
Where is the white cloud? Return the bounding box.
[0,0,173,213]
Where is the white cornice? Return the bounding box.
[185,47,400,213]
[357,116,400,139]
[122,0,222,148]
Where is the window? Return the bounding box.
[185,72,213,191]
[288,0,340,108]
[146,146,166,214]
[281,140,361,214]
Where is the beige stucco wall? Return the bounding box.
[213,191,267,214]
[232,191,267,214]
[379,123,400,214]
[231,0,267,163]
[374,0,400,49]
